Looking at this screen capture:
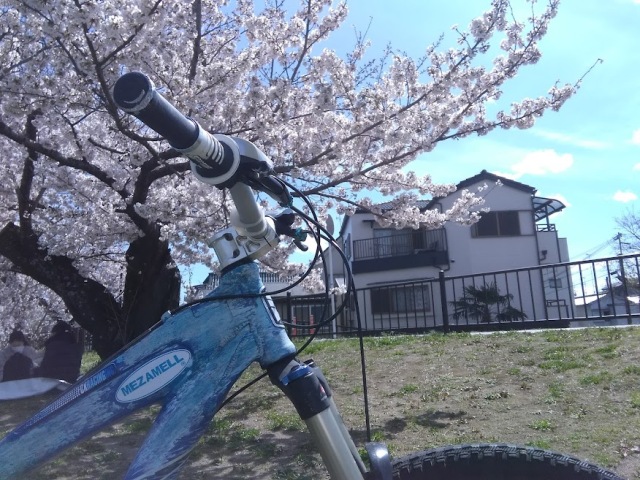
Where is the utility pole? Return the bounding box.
[615,233,632,324]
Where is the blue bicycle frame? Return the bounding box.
[0,261,375,479]
[0,261,362,478]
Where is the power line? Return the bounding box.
[574,235,617,260]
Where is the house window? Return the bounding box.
[371,284,431,314]
[548,277,563,288]
[472,211,521,237]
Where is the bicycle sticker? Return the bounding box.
[116,349,191,403]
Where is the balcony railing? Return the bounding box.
[353,228,446,261]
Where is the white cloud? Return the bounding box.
[509,150,574,178]
[634,163,640,171]
[632,129,640,145]
[613,191,638,203]
[532,129,608,149]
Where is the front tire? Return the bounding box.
[391,444,624,480]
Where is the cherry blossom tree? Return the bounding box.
[0,0,580,358]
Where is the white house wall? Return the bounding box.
[439,180,539,277]
[537,231,567,263]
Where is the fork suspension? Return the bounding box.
[267,358,366,479]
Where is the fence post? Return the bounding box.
[439,270,450,333]
[619,257,633,325]
[286,292,293,336]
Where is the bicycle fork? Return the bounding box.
[266,357,392,480]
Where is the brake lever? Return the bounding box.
[267,209,309,251]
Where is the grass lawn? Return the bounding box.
[1,326,639,479]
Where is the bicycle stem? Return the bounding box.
[228,182,271,239]
[208,182,280,270]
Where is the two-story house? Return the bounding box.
[192,170,572,334]
[328,170,572,329]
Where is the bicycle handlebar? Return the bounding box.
[113,72,238,186]
[113,72,198,149]
[114,73,258,237]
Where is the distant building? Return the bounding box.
[333,170,567,280]
[574,284,640,319]
[190,270,306,300]
[326,170,572,327]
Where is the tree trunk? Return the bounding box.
[0,222,180,359]
[481,307,493,323]
[121,229,181,342]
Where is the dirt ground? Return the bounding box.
[1,327,639,479]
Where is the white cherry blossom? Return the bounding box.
[0,0,583,353]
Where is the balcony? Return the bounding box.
[352,229,449,274]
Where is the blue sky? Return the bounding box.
[183,0,640,290]
[338,0,640,260]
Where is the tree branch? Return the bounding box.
[189,0,203,83]
[0,118,123,194]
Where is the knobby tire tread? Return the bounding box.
[391,443,625,480]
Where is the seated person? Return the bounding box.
[35,321,83,383]
[0,330,42,382]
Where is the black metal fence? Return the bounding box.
[275,253,640,337]
[273,293,335,338]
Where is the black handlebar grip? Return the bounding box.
[114,72,240,186]
[113,72,198,150]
